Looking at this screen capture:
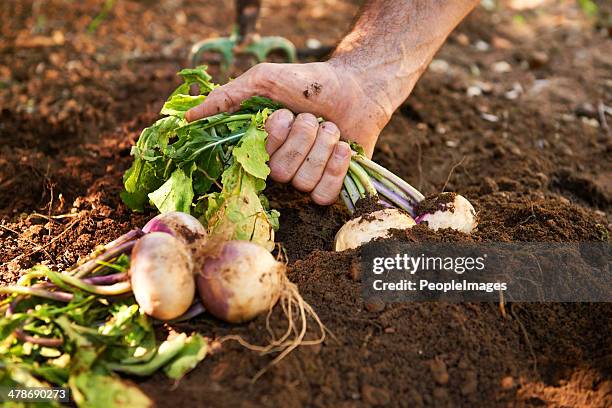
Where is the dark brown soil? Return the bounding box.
[1,1,611,407]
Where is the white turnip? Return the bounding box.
[196,240,283,323]
[130,232,195,320]
[415,193,477,234]
[334,208,416,251]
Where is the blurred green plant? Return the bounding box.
[88,0,116,34]
[578,0,598,18]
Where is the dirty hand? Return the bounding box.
[185,61,392,205]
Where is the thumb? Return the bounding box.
[185,71,260,121]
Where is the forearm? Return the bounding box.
[330,0,479,116]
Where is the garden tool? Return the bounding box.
[189,0,297,71]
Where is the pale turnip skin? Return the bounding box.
[142,211,207,252]
[416,194,477,234]
[196,240,284,323]
[130,232,195,320]
[334,208,416,251]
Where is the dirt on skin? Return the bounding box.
[1,1,611,407]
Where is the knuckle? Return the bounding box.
[326,159,348,178]
[292,169,319,192]
[270,165,291,183]
[269,160,293,183]
[292,174,317,192]
[305,155,328,170]
[250,63,277,95]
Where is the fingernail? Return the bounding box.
[277,109,294,127]
[334,142,350,159]
[297,112,318,127]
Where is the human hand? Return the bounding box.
[185,61,393,205]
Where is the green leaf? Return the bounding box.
[233,120,270,180]
[173,66,216,96]
[349,141,365,156]
[206,163,275,249]
[160,94,206,118]
[163,334,208,380]
[239,96,283,112]
[70,371,152,408]
[148,167,194,214]
[106,333,188,376]
[122,116,181,210]
[120,190,149,212]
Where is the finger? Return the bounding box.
[185,64,276,121]
[311,141,351,205]
[265,109,294,156]
[269,113,318,183]
[292,121,340,192]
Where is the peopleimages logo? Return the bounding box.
[372,253,487,275]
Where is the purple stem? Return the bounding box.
[104,229,144,251]
[14,329,63,347]
[0,286,73,302]
[71,240,136,278]
[378,199,393,208]
[83,272,128,285]
[167,302,206,323]
[371,178,417,216]
[340,189,355,214]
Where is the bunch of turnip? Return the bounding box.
[66,211,327,378]
[335,151,478,251]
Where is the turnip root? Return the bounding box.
[334,208,416,251]
[130,232,195,320]
[142,211,207,252]
[196,240,283,323]
[415,193,477,234]
[196,240,327,381]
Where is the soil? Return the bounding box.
[1,1,611,407]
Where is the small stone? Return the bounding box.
[306,38,322,49]
[508,144,522,156]
[505,82,523,100]
[528,51,549,68]
[435,123,447,134]
[384,327,396,334]
[481,112,499,122]
[365,299,386,313]
[455,33,470,46]
[492,36,513,49]
[581,117,600,128]
[429,59,449,73]
[467,86,482,97]
[501,376,514,390]
[361,384,391,406]
[349,260,362,281]
[429,358,449,385]
[445,140,458,148]
[492,61,512,73]
[474,40,490,52]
